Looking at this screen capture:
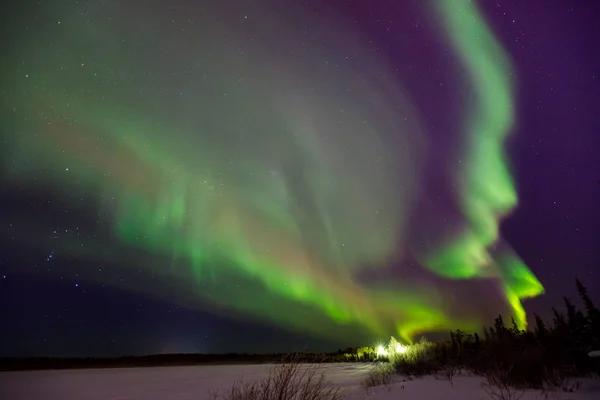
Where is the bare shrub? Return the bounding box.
[444,364,457,387]
[558,379,581,393]
[482,365,524,400]
[542,368,582,393]
[210,363,342,400]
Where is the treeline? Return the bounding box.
[0,350,379,372]
[391,278,600,388]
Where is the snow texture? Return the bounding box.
[1,363,599,400]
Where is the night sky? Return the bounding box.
[1,0,599,358]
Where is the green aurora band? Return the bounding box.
[424,0,544,328]
[2,0,543,343]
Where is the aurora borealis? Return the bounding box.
[2,0,599,356]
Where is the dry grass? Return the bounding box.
[482,365,524,400]
[210,362,342,400]
[541,368,582,394]
[443,365,457,387]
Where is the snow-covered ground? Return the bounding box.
[0,363,598,400]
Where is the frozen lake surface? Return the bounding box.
[1,363,599,400]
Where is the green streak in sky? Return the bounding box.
[427,0,543,327]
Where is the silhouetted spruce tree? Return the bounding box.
[560,296,585,371]
[552,307,567,329]
[576,278,600,349]
[449,330,457,360]
[473,332,481,356]
[564,296,578,325]
[533,313,548,345]
[576,278,600,318]
[494,314,507,340]
[511,316,521,336]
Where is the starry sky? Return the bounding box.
[1,0,599,358]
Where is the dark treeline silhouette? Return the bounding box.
[0,349,380,372]
[390,278,600,389]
